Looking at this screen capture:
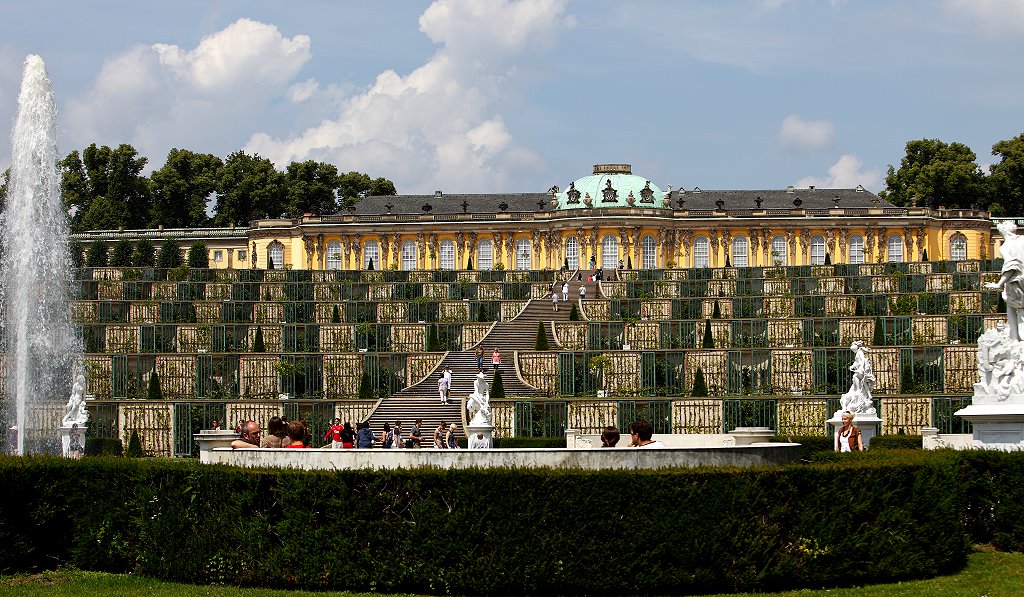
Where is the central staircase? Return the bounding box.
[365,272,603,439]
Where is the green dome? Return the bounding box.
[551,164,669,210]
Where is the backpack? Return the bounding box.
[384,430,394,448]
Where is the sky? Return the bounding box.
[1,0,1022,196]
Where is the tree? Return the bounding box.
[872,318,885,346]
[922,248,929,262]
[712,300,722,319]
[824,253,831,265]
[109,239,134,267]
[61,144,152,231]
[214,151,286,226]
[337,171,397,208]
[427,323,441,352]
[125,429,144,458]
[148,370,163,401]
[253,326,266,352]
[284,160,340,216]
[331,304,341,323]
[534,321,549,350]
[187,242,209,269]
[881,138,989,210]
[692,367,708,397]
[358,369,373,400]
[133,238,156,267]
[85,243,108,267]
[149,149,223,228]
[989,133,1024,216]
[702,319,714,348]
[157,239,183,269]
[569,304,580,321]
[68,239,84,269]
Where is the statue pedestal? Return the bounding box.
[955,402,1024,450]
[828,411,882,450]
[193,430,240,463]
[465,423,494,449]
[729,427,775,445]
[60,424,86,459]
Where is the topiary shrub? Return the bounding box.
[132,238,156,267]
[85,243,108,267]
[358,369,373,400]
[769,435,835,462]
[702,319,714,348]
[466,256,473,270]
[187,242,209,269]
[870,434,922,450]
[331,304,341,323]
[68,239,85,269]
[125,430,144,457]
[569,304,580,321]
[712,300,722,319]
[491,369,506,399]
[84,437,124,457]
[109,239,134,267]
[922,248,929,262]
[872,317,885,346]
[426,323,441,352]
[692,367,708,397]
[252,326,265,352]
[147,370,163,401]
[157,239,182,269]
[534,321,549,350]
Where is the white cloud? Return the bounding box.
[796,154,882,191]
[65,18,310,167]
[245,0,569,193]
[945,0,1024,36]
[778,114,835,152]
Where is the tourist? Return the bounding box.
[562,281,569,301]
[579,285,586,300]
[548,281,555,296]
[835,411,864,452]
[438,373,451,405]
[231,421,261,449]
[341,422,355,448]
[433,421,449,448]
[298,418,312,447]
[552,290,559,312]
[589,255,596,270]
[475,347,484,370]
[382,422,395,448]
[618,258,624,270]
[409,419,424,448]
[629,420,664,448]
[447,424,460,449]
[282,421,306,448]
[601,426,620,447]
[261,416,287,448]
[324,417,345,449]
[443,366,453,402]
[391,420,403,449]
[356,421,377,448]
[210,419,221,431]
[492,348,501,371]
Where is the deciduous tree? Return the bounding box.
[150,149,223,228]
[214,151,285,226]
[284,160,339,216]
[881,139,988,210]
[61,144,152,231]
[989,133,1024,216]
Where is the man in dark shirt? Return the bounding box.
[231,421,260,449]
[410,419,424,448]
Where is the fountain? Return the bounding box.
[3,55,80,455]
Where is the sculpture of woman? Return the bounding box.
[987,220,1024,341]
[841,341,876,415]
[62,374,89,427]
[467,371,491,425]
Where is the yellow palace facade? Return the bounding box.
[77,164,995,268]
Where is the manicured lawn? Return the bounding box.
[2,551,1021,596]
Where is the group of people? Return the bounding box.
[597,419,665,448]
[231,417,432,449]
[549,280,587,312]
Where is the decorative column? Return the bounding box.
[416,233,426,270]
[504,234,515,269]
[467,232,478,268]
[632,226,642,268]
[876,228,887,263]
[749,228,761,267]
[302,235,314,269]
[865,226,876,262]
[839,229,848,262]
[351,236,362,270]
[904,227,915,262]
[787,231,797,266]
[679,230,693,269]
[916,228,927,261]
[316,233,325,269]
[709,233,720,268]
[590,226,600,267]
[456,232,465,270]
[427,233,438,269]
[379,234,390,269]
[576,227,588,268]
[761,227,772,266]
[340,234,352,270]
[389,234,400,268]
[799,228,811,263]
[492,232,503,268]
[721,230,732,267]
[825,229,837,263]
[533,230,542,269]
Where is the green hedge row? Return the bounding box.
[870,435,923,450]
[1,452,1001,594]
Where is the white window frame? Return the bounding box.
[601,234,619,268]
[477,239,493,270]
[268,243,284,270]
[887,234,904,263]
[565,236,579,270]
[326,241,342,270]
[515,238,532,270]
[237,250,247,262]
[693,237,710,268]
[212,250,223,262]
[731,235,748,268]
[400,239,417,271]
[950,235,967,261]
[770,235,787,266]
[641,234,657,269]
[848,235,865,264]
[439,239,455,270]
[363,240,380,269]
[810,235,826,265]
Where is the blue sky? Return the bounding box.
[1,0,1022,195]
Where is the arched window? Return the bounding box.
[810,235,826,265]
[515,238,532,270]
[731,235,748,268]
[601,234,619,268]
[693,236,710,268]
[400,239,417,271]
[641,234,657,269]
[439,239,455,270]
[363,240,379,270]
[477,239,493,270]
[950,233,967,261]
[887,234,904,263]
[565,236,579,270]
[770,235,787,266]
[848,235,865,264]
[268,242,285,270]
[326,241,342,270]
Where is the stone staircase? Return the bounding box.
[365,272,588,439]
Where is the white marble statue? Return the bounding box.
[974,323,1024,400]
[467,371,491,426]
[62,374,89,427]
[987,220,1024,341]
[839,341,877,417]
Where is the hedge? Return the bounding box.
[0,452,991,594]
[870,435,923,450]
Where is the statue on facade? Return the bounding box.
[467,371,491,426]
[839,341,877,417]
[987,220,1024,341]
[62,374,89,427]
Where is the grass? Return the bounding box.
[1,551,1021,596]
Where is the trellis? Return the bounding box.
[121,402,172,457]
[684,350,727,397]
[673,399,721,434]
